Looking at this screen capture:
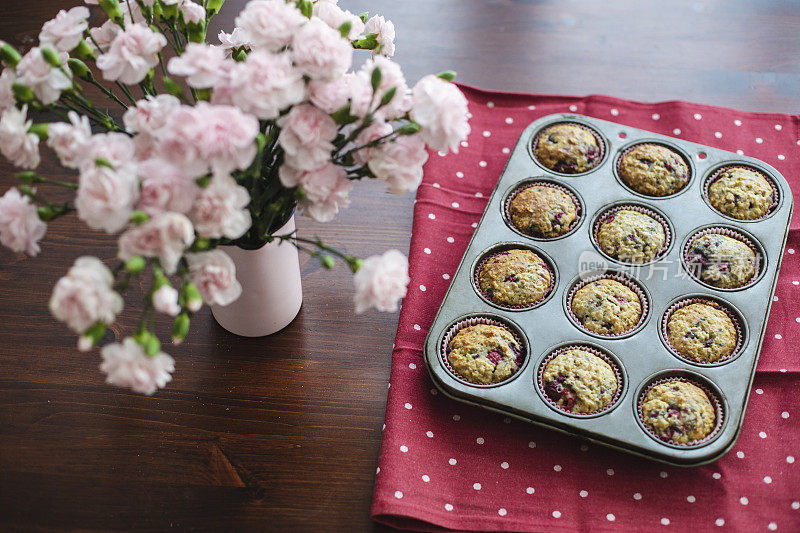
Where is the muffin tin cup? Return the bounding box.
[424,113,793,466]
[702,164,780,221]
[681,226,765,291]
[614,141,693,199]
[660,297,745,366]
[472,245,556,311]
[536,344,625,418]
[440,315,528,387]
[565,271,650,338]
[636,375,726,448]
[503,179,583,240]
[591,203,673,265]
[530,122,607,176]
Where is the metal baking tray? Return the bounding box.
[423,113,793,466]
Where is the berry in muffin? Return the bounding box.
[641,380,716,444]
[447,324,523,384]
[533,123,602,174]
[596,209,666,263]
[666,303,737,363]
[478,249,552,307]
[542,348,618,414]
[570,278,642,335]
[686,234,756,289]
[708,166,774,220]
[508,185,578,238]
[618,143,689,196]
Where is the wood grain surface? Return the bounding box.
[1,0,798,531]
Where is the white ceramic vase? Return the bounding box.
[210,215,303,336]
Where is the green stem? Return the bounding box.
[87,78,128,109]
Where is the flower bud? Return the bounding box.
[352,33,378,50]
[171,312,190,344]
[187,20,206,43]
[206,0,226,17]
[233,48,247,62]
[37,205,56,221]
[133,329,161,357]
[152,284,180,316]
[358,11,369,23]
[379,86,397,107]
[190,236,210,251]
[16,171,42,184]
[160,2,179,21]
[40,47,62,68]
[397,121,421,135]
[371,66,382,92]
[436,70,457,82]
[68,58,93,81]
[347,256,364,273]
[11,82,35,104]
[162,76,185,100]
[181,283,203,312]
[321,255,335,269]
[124,255,146,274]
[98,0,125,25]
[0,41,21,67]
[129,210,149,225]
[28,123,48,141]
[71,39,96,61]
[79,322,107,352]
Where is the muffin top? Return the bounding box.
[570,278,642,335]
[533,123,602,174]
[508,185,578,239]
[641,380,716,444]
[686,234,756,289]
[447,324,522,384]
[596,209,667,263]
[618,143,690,196]
[708,167,774,220]
[478,249,552,307]
[666,303,737,363]
[542,348,618,414]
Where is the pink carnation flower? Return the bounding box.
[123,94,181,135]
[279,163,352,223]
[118,212,195,274]
[49,256,123,334]
[353,249,409,314]
[367,135,429,194]
[313,2,365,40]
[410,75,471,154]
[76,164,139,234]
[351,118,392,166]
[364,15,396,57]
[196,103,260,174]
[291,18,352,81]
[189,174,252,239]
[136,159,199,216]
[0,68,16,114]
[186,249,242,306]
[180,0,206,24]
[152,285,180,316]
[15,47,72,105]
[0,106,40,169]
[235,0,306,52]
[359,56,409,120]
[308,77,351,114]
[234,51,305,120]
[0,187,46,256]
[277,103,338,171]
[100,337,175,395]
[47,111,91,169]
[167,43,229,89]
[38,6,90,52]
[97,23,167,84]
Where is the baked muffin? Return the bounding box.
[666,303,737,363]
[542,348,618,414]
[570,279,642,335]
[686,234,756,289]
[533,123,602,173]
[641,380,716,444]
[508,185,578,238]
[478,249,552,307]
[618,143,689,196]
[596,209,666,263]
[708,167,774,220]
[447,324,523,384]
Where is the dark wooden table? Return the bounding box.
[1,1,798,531]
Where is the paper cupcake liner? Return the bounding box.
[637,376,725,448]
[566,272,649,338]
[591,204,672,264]
[703,164,780,221]
[681,227,763,290]
[536,344,624,417]
[440,316,527,386]
[531,122,606,174]
[661,297,744,366]
[473,246,556,311]
[504,180,583,239]
[615,142,692,197]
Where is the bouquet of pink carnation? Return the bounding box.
[0,0,470,395]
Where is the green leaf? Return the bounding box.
[358,11,369,23]
[330,103,357,126]
[296,0,312,18]
[379,86,396,107]
[163,76,185,99]
[371,66,382,92]
[397,121,421,135]
[436,70,457,82]
[338,21,352,39]
[352,33,378,50]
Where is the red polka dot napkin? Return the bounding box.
[371,84,800,532]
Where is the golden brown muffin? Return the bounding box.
[478,249,551,307]
[508,185,578,238]
[618,143,689,196]
[685,233,756,289]
[542,348,618,414]
[447,324,523,384]
[666,303,737,363]
[570,278,642,335]
[641,380,716,444]
[596,209,666,263]
[708,167,774,220]
[533,123,602,173]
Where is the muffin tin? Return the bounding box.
[423,113,793,466]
